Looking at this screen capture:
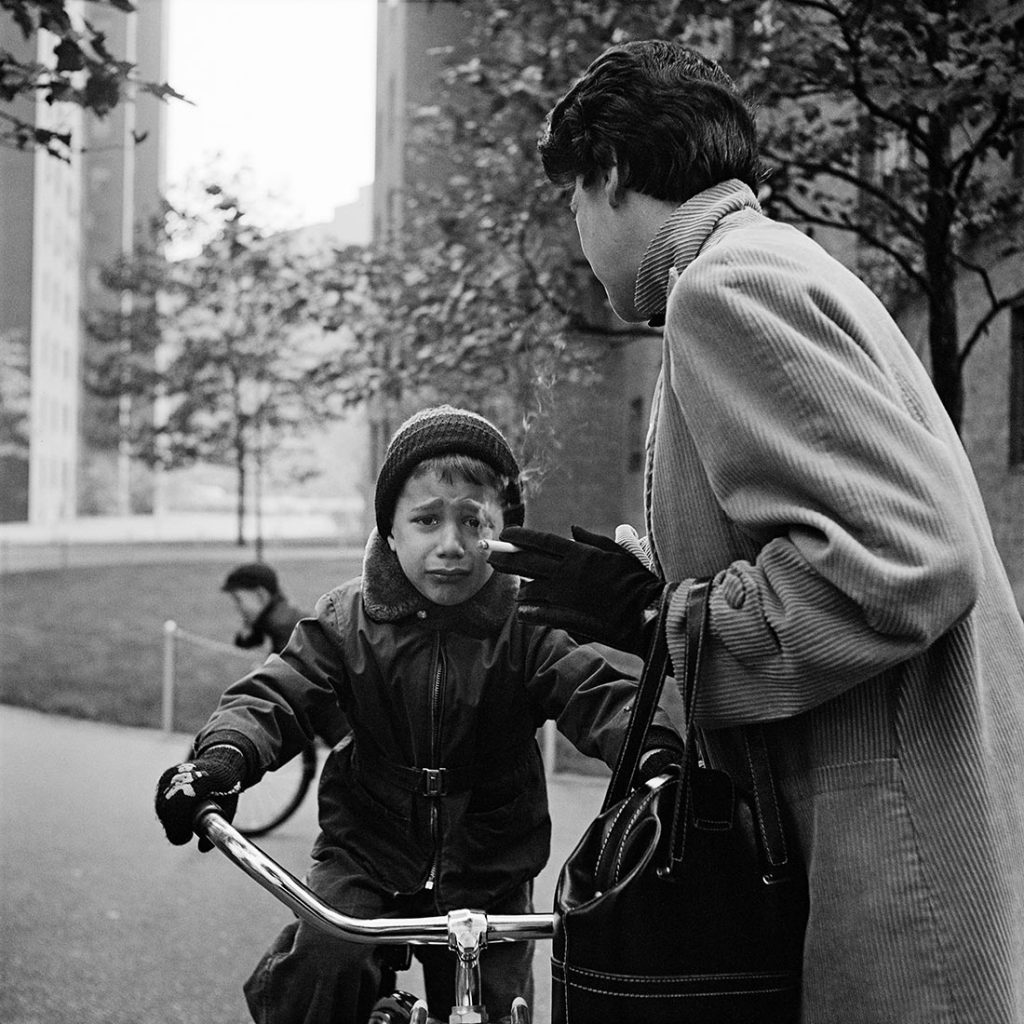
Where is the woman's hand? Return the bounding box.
[485,525,666,653]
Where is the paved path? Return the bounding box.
[0,706,605,1024]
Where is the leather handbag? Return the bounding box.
[551,580,808,1023]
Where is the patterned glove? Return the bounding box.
[487,525,667,654]
[155,745,246,852]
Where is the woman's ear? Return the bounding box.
[386,532,397,552]
[604,163,624,208]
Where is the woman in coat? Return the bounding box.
[489,41,1024,1023]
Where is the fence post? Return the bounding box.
[162,619,177,734]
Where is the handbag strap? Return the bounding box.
[601,586,675,813]
[600,579,796,877]
[669,580,796,878]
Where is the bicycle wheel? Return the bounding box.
[233,741,318,837]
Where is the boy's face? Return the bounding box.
[387,468,504,607]
[229,587,270,625]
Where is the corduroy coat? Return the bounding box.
[637,181,1024,1023]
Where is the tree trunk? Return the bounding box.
[254,440,264,561]
[923,109,962,432]
[927,278,962,431]
[236,439,247,548]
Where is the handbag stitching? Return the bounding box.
[555,959,797,983]
[693,785,732,830]
[557,960,799,997]
[610,793,658,886]
[565,982,797,998]
[745,731,790,869]
[594,793,641,876]
[668,773,691,869]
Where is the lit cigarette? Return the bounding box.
[478,539,522,554]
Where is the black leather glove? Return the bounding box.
[155,745,246,852]
[487,525,666,654]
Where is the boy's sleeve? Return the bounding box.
[523,628,685,769]
[232,626,264,650]
[195,593,349,784]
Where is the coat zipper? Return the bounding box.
[424,634,446,890]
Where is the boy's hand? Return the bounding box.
[487,525,666,653]
[155,746,246,851]
[638,748,683,784]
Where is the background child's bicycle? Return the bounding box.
[183,737,319,837]
[193,801,552,1024]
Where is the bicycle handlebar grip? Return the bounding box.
[192,799,226,835]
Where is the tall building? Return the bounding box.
[77,0,168,517]
[0,12,84,524]
[0,0,167,525]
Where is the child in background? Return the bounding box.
[155,405,683,1024]
[222,561,305,655]
[221,562,348,747]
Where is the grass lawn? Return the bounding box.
[0,553,361,735]
[0,550,607,775]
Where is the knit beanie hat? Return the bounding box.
[222,562,280,594]
[375,405,525,536]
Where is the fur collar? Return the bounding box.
[360,529,517,637]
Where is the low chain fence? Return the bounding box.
[161,620,261,734]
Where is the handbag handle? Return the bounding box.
[669,580,795,878]
[602,579,796,879]
[601,586,676,812]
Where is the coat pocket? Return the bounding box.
[787,757,950,1024]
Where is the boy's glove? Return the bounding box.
[487,525,667,654]
[637,747,683,784]
[155,745,246,852]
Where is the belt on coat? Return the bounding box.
[353,743,535,797]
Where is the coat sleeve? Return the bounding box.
[195,592,350,782]
[661,242,983,727]
[522,628,685,767]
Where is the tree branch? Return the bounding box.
[954,252,1003,308]
[797,0,928,148]
[958,285,1024,367]
[770,191,930,296]
[766,146,926,238]
[950,98,1009,200]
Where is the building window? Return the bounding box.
[627,396,645,473]
[1011,306,1024,468]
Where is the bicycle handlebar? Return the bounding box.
[192,801,555,947]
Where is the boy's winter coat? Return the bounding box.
[197,532,680,907]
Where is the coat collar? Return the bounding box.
[360,529,517,637]
[634,179,761,326]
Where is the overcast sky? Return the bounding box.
[166,0,377,229]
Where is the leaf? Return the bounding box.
[53,37,85,73]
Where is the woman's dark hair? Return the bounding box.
[539,40,763,203]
